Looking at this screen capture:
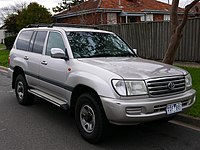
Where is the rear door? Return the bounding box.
[14,30,39,88]
[25,31,47,88]
[39,31,70,102]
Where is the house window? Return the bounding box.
[141,14,154,22]
[129,17,137,22]
[164,15,170,21]
[107,13,117,24]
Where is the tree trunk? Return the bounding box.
[163,0,199,65]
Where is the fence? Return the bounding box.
[98,18,200,62]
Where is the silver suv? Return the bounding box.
[8,24,196,143]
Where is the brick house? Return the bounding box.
[191,2,200,16]
[53,0,185,25]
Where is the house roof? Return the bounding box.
[99,0,171,12]
[191,2,200,13]
[54,0,183,18]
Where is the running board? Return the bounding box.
[28,89,69,110]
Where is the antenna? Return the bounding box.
[119,0,121,6]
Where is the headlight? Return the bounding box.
[185,74,192,89]
[112,80,126,96]
[112,80,147,96]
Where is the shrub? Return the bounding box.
[4,36,17,50]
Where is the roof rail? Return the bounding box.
[25,23,99,29]
[25,24,53,28]
[52,23,99,29]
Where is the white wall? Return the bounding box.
[0,29,6,44]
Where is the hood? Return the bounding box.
[78,57,187,80]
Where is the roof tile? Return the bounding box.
[55,0,184,16]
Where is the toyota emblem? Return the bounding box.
[168,82,175,90]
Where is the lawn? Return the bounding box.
[0,50,199,117]
[179,66,200,118]
[0,44,6,50]
[0,50,10,67]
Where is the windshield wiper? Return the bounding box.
[87,53,116,58]
[86,52,135,58]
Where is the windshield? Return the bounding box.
[66,31,136,58]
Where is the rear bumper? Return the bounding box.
[7,68,13,78]
[100,89,196,125]
[7,68,13,88]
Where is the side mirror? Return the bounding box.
[133,48,137,55]
[50,48,68,60]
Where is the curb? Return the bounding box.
[174,114,200,127]
[0,66,8,72]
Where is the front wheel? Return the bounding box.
[15,74,34,105]
[75,93,109,144]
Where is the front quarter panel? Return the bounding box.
[66,60,122,99]
[67,71,118,98]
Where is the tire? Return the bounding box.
[75,93,109,144]
[15,74,34,105]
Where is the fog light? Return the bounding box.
[126,107,142,115]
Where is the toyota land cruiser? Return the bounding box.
[8,24,196,143]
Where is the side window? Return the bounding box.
[16,30,33,51]
[46,32,65,56]
[28,32,36,52]
[32,31,47,54]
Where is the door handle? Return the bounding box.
[41,61,48,65]
[24,56,29,60]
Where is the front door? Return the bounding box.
[39,31,69,102]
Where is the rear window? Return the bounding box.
[16,30,33,51]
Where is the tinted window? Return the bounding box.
[66,32,134,58]
[16,30,33,51]
[28,32,36,52]
[32,31,47,54]
[46,32,65,56]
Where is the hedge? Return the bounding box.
[4,36,17,50]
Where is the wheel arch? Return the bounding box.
[70,84,104,112]
[12,66,25,89]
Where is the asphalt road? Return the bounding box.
[0,71,200,150]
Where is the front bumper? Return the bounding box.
[101,89,196,125]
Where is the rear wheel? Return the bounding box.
[15,74,34,105]
[75,93,109,144]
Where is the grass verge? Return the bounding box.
[0,44,6,50]
[178,66,200,118]
[0,50,9,67]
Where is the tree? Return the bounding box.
[4,14,18,34]
[16,3,52,31]
[163,0,200,65]
[52,0,85,13]
[4,2,52,34]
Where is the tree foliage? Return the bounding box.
[53,0,85,13]
[4,2,52,34]
[163,0,200,65]
[16,3,52,31]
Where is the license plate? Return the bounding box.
[166,102,182,115]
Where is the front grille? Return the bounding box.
[147,76,185,97]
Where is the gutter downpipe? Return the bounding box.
[125,15,128,23]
